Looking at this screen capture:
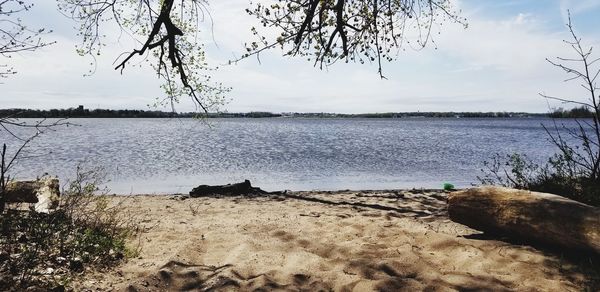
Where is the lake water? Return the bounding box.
[1,118,575,194]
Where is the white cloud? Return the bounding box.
[434,10,566,74]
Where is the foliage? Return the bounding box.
[243,0,466,77]
[479,153,600,207]
[57,0,230,112]
[478,153,542,190]
[0,167,139,291]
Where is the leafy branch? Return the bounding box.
[0,0,54,78]
[58,0,229,112]
[240,0,466,78]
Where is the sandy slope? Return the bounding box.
[76,190,588,291]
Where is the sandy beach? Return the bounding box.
[74,190,592,291]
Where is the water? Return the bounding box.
[1,117,576,194]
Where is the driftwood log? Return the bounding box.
[4,177,60,213]
[189,180,268,197]
[448,186,600,253]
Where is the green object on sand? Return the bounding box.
[443,183,455,191]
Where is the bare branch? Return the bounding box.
[541,10,600,181]
[540,93,594,108]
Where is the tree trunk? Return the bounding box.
[189,180,267,197]
[4,178,60,213]
[448,186,600,254]
[5,180,42,203]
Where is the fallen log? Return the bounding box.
[448,186,600,254]
[4,177,60,213]
[189,180,268,197]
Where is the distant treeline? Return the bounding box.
[548,106,594,118]
[0,107,185,118]
[287,112,545,118]
[0,108,283,118]
[0,107,585,119]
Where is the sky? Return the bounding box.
[2,0,600,113]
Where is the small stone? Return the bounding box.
[17,233,27,243]
[45,267,55,275]
[56,256,67,264]
[49,285,65,292]
[69,257,84,272]
[0,251,9,262]
[113,251,124,260]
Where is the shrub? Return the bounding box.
[478,153,600,207]
[0,167,139,291]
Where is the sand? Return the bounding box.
[75,190,591,291]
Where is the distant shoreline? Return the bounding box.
[0,107,574,119]
[2,105,593,119]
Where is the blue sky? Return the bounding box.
[2,0,600,113]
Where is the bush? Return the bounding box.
[0,167,139,291]
[478,153,600,207]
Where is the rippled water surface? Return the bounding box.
[2,118,572,193]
